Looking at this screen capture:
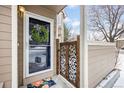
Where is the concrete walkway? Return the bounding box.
[113,50,124,88]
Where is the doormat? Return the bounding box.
[27,77,56,88]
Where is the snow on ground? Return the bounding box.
[113,49,124,88]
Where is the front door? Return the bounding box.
[24,12,54,77]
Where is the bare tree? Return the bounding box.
[88,5,124,42]
[64,23,72,41]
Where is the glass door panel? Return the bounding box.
[28,17,51,74]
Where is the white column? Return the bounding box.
[80,5,88,88]
[12,5,18,88]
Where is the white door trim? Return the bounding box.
[23,11,54,78]
[12,5,18,88]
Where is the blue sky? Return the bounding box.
[64,5,80,36]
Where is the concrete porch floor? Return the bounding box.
[20,75,75,88]
[113,49,124,88]
[51,75,74,88]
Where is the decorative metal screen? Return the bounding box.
[59,41,80,88]
[68,44,77,83]
[60,46,66,76]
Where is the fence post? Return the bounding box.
[56,39,59,75]
[76,35,80,87]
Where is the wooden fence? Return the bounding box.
[56,36,80,88]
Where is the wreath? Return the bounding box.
[31,25,48,44]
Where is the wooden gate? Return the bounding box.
[56,36,80,88]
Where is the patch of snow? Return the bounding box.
[113,50,124,88]
[96,70,120,88]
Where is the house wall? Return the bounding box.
[0,5,12,88]
[18,5,57,86]
[88,42,117,88]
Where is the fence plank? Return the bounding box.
[76,35,80,88]
[56,39,59,75]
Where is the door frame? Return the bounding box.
[23,11,54,78]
